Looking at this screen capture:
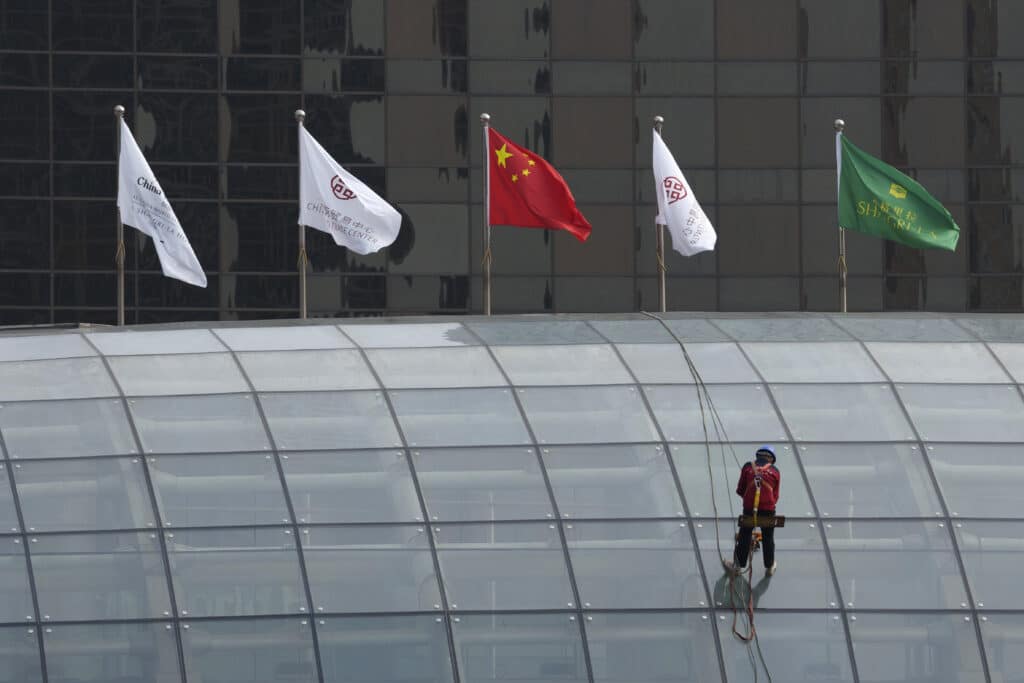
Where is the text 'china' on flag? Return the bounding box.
[652,129,716,257]
[488,127,592,242]
[116,119,207,287]
[298,126,401,255]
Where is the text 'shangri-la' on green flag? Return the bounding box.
[837,134,960,251]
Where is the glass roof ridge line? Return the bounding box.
[341,340,462,683]
[851,336,994,683]
[206,329,326,683]
[585,319,729,683]
[76,333,187,683]
[464,322,596,683]
[975,339,1024,407]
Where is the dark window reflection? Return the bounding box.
[149,165,219,200]
[223,95,300,163]
[227,165,297,200]
[344,274,386,308]
[221,0,301,54]
[389,274,469,311]
[305,0,385,56]
[52,0,133,52]
[970,205,1023,274]
[883,0,965,59]
[799,0,879,58]
[0,200,49,269]
[226,58,301,91]
[717,0,798,59]
[634,0,713,59]
[2,309,51,325]
[54,163,116,198]
[53,54,133,89]
[304,225,387,274]
[0,53,48,87]
[971,276,1023,310]
[0,273,48,307]
[227,274,298,309]
[882,97,965,168]
[302,95,385,165]
[884,276,923,310]
[0,90,49,159]
[138,57,218,90]
[968,97,1024,165]
[54,273,118,308]
[388,0,467,57]
[53,91,130,162]
[551,0,631,59]
[53,200,118,270]
[884,61,964,96]
[305,58,386,93]
[0,0,48,50]
[55,308,117,325]
[0,163,50,197]
[137,273,218,307]
[137,0,218,53]
[137,93,219,163]
[968,169,1013,202]
[221,202,297,271]
[387,96,468,165]
[468,61,545,95]
[137,309,220,323]
[136,202,219,273]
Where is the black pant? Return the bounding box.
[734,509,775,569]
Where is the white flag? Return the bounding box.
[652,129,716,257]
[298,126,401,255]
[116,119,207,287]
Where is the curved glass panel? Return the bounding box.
[989,343,1024,383]
[542,444,683,519]
[697,519,838,609]
[0,334,94,361]
[450,613,587,683]
[391,388,529,447]
[13,457,155,531]
[261,391,400,450]
[835,317,975,342]
[564,521,703,609]
[897,384,1024,442]
[468,320,604,346]
[0,358,117,401]
[866,343,1010,383]
[490,344,632,386]
[367,347,506,388]
[848,612,985,683]
[130,394,269,454]
[149,452,291,527]
[215,325,353,351]
[0,468,19,532]
[237,350,378,392]
[341,323,479,348]
[433,522,574,610]
[671,443,816,518]
[659,318,732,342]
[946,318,1024,342]
[0,398,136,459]
[980,613,1024,683]
[520,386,660,444]
[711,318,852,341]
[317,615,455,683]
[588,319,675,343]
[644,384,788,443]
[108,353,249,396]
[413,447,553,522]
[43,621,182,683]
[742,342,884,383]
[282,450,421,524]
[87,329,225,356]
[955,521,1024,609]
[166,527,305,617]
[928,444,1023,517]
[180,618,317,683]
[771,384,915,442]
[302,525,442,613]
[616,343,759,384]
[30,532,171,621]
[800,444,943,517]
[585,612,721,683]
[0,625,43,683]
[826,520,967,609]
[0,539,33,623]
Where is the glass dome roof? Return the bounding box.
[0,312,1020,683]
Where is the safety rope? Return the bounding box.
[656,248,667,275]
[297,245,309,270]
[481,245,493,271]
[114,239,126,266]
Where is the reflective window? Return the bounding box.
[980,613,1024,683]
[414,447,553,522]
[644,384,788,443]
[928,444,1022,517]
[261,391,400,450]
[615,343,760,384]
[180,618,317,683]
[586,612,721,683]
[699,519,838,609]
[387,0,466,58]
[87,330,225,356]
[849,612,985,683]
[282,450,422,524]
[987,343,1024,383]
[801,444,942,517]
[31,532,171,621]
[108,353,249,396]
[238,350,377,392]
[44,621,182,683]
[712,318,851,342]
[716,612,853,683]
[14,457,154,532]
[305,0,385,55]
[149,453,290,527]
[898,384,1024,442]
[866,343,1010,383]
[167,527,305,617]
[52,0,132,51]
[742,343,885,383]
[130,394,269,453]
[0,359,116,402]
[367,347,506,388]
[519,386,659,444]
[771,384,916,441]
[434,522,574,610]
[0,399,137,459]
[0,539,32,623]
[318,615,455,683]
[827,520,967,609]
[0,626,42,683]
[542,444,683,519]
[956,521,1024,609]
[491,344,632,386]
[302,525,441,613]
[451,613,587,683]
[565,521,703,609]
[391,388,529,447]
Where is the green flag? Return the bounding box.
[837,134,960,251]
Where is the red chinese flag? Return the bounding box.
[487,127,592,242]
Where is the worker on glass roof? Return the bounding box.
[724,445,780,577]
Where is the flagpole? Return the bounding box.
[113,105,126,327]
[653,115,667,313]
[295,109,308,320]
[480,112,492,316]
[834,118,847,314]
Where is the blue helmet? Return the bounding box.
[755,445,776,463]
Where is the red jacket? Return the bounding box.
[736,461,780,512]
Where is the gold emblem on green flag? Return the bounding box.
[888,183,907,199]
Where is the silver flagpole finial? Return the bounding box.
[653,115,664,135]
[480,113,490,125]
[113,105,125,119]
[295,109,306,124]
[834,118,845,132]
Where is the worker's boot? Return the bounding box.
[766,561,777,576]
[722,559,746,575]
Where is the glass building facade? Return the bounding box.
[1,0,1024,324]
[0,312,1021,682]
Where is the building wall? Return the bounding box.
[0,0,1022,322]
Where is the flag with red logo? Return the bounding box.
[488,128,592,242]
[652,129,716,256]
[298,126,401,254]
